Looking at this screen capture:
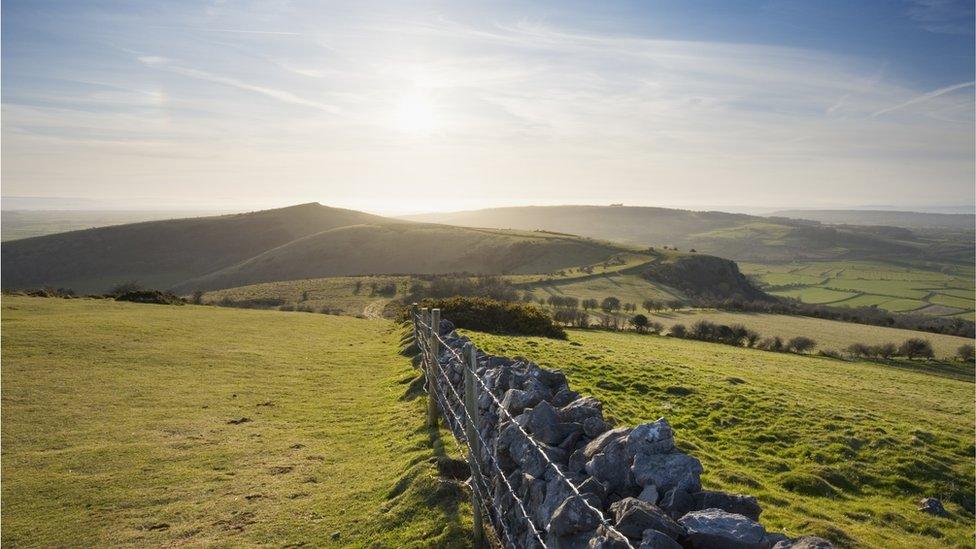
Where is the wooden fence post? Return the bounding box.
[426,308,441,428]
[463,342,486,546]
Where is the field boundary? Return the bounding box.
[410,306,820,548]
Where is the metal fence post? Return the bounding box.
[426,308,441,428]
[463,342,485,546]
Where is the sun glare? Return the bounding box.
[395,93,438,134]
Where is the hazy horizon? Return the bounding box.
[3,1,975,214]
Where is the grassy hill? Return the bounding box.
[466,328,975,548]
[1,210,226,241]
[1,297,471,547]
[0,204,631,295]
[1,203,388,293]
[403,205,973,265]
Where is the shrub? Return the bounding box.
[647,321,664,334]
[420,296,566,339]
[787,336,817,353]
[114,289,184,305]
[630,314,649,333]
[191,290,204,305]
[669,324,687,338]
[958,344,975,362]
[871,343,897,359]
[757,336,784,352]
[582,298,599,311]
[406,275,518,303]
[818,348,843,359]
[845,343,871,358]
[898,338,934,360]
[107,281,142,297]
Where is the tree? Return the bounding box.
[846,343,871,358]
[669,323,687,338]
[581,298,598,311]
[898,338,933,360]
[956,344,974,362]
[642,299,660,312]
[601,296,621,313]
[630,314,649,333]
[191,290,204,305]
[873,343,897,359]
[787,336,816,353]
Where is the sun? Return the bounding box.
[395,93,438,135]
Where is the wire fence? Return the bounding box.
[412,308,636,549]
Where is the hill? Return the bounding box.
[172,223,629,293]
[1,296,472,546]
[0,210,226,241]
[403,205,973,264]
[1,203,387,293]
[468,327,975,548]
[771,209,976,230]
[1,204,636,294]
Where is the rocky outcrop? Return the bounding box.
[423,317,832,548]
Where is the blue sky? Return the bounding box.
[2,0,973,213]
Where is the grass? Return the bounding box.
[203,275,416,317]
[465,328,975,548]
[743,260,975,318]
[525,272,683,305]
[1,297,471,547]
[642,309,974,359]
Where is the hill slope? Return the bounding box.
[404,205,972,264]
[1,203,387,293]
[771,209,975,230]
[173,223,628,292]
[1,296,471,546]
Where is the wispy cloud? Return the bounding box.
[905,0,975,34]
[873,81,975,116]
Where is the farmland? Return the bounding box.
[1,297,470,547]
[643,309,974,359]
[466,328,975,548]
[742,261,975,320]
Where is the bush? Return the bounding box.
[216,297,286,309]
[107,281,142,297]
[420,296,566,339]
[958,344,975,362]
[669,324,687,338]
[845,343,871,358]
[757,336,784,352]
[114,290,184,305]
[406,275,519,303]
[600,296,621,313]
[898,338,934,360]
[630,314,649,333]
[787,336,816,353]
[818,348,843,359]
[191,290,204,305]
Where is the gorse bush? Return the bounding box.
[420,296,566,339]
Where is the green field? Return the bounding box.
[1,297,469,547]
[643,310,974,358]
[524,272,683,305]
[743,261,975,318]
[466,328,975,548]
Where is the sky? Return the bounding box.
[2,0,974,215]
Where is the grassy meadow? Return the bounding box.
[1,297,469,547]
[467,328,975,548]
[643,309,974,359]
[742,261,975,320]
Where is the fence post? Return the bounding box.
[426,308,441,428]
[463,342,486,546]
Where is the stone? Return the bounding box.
[540,476,576,527]
[659,487,694,520]
[679,509,767,549]
[583,416,611,437]
[578,477,609,507]
[639,529,683,549]
[559,397,605,423]
[501,388,543,415]
[553,387,582,407]
[609,497,685,541]
[772,536,834,549]
[535,367,569,389]
[585,440,634,494]
[438,318,455,335]
[765,533,789,547]
[627,419,675,456]
[632,452,702,494]
[583,427,630,459]
[525,401,566,445]
[638,484,659,504]
[917,497,948,517]
[692,491,762,521]
[549,495,601,537]
[587,533,633,549]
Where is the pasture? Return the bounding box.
[466,328,975,548]
[742,260,975,319]
[644,310,974,359]
[1,297,470,547]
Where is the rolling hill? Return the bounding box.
[403,205,974,264]
[1,203,633,294]
[771,209,976,230]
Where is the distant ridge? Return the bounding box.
[770,209,975,230]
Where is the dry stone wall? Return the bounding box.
[424,316,834,549]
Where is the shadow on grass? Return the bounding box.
[872,359,974,383]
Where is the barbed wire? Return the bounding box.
[415,317,547,547]
[416,317,636,549]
